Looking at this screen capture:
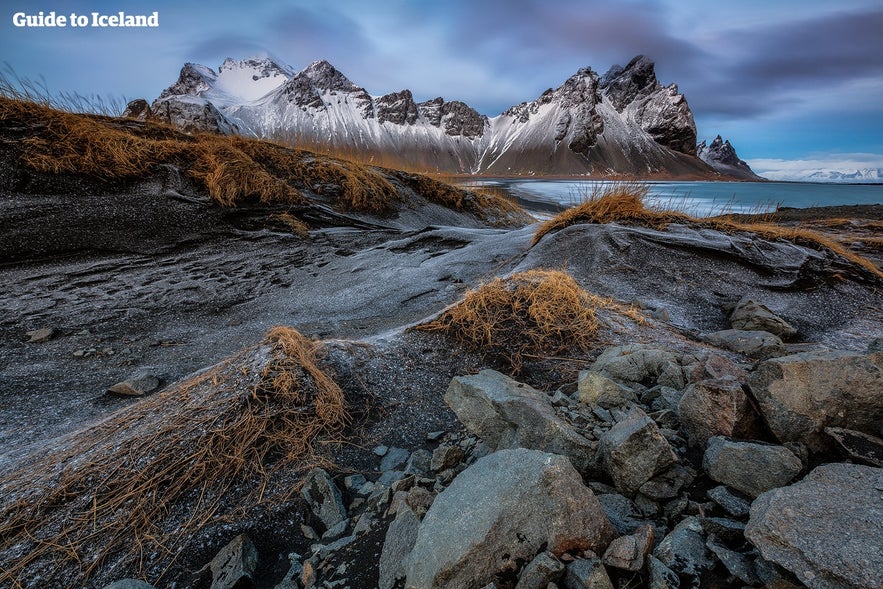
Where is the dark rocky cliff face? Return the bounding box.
[376,90,419,125]
[698,136,763,179]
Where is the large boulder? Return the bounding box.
[728,297,797,339]
[703,437,802,498]
[403,449,615,589]
[748,350,883,452]
[300,468,348,531]
[589,344,745,390]
[599,408,677,496]
[677,377,763,447]
[703,329,785,358]
[445,370,597,475]
[746,463,883,589]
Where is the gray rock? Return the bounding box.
[562,557,613,589]
[107,372,160,397]
[576,371,636,408]
[677,377,762,447]
[596,493,645,536]
[445,370,598,476]
[654,517,715,577]
[729,297,797,339]
[749,350,883,452]
[380,447,410,471]
[430,443,465,472]
[703,437,802,498]
[426,431,445,442]
[706,485,751,518]
[313,534,355,561]
[374,445,390,457]
[647,555,680,589]
[698,517,746,543]
[379,505,421,589]
[204,534,258,589]
[824,426,883,467]
[403,449,615,589]
[273,553,303,589]
[704,329,785,358]
[343,474,367,492]
[745,463,883,589]
[599,407,678,496]
[515,552,565,589]
[602,524,654,571]
[102,581,156,589]
[301,468,348,530]
[589,345,686,389]
[706,535,758,585]
[405,449,433,475]
[638,464,696,501]
[151,95,239,134]
[26,327,56,343]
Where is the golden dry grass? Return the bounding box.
[415,269,641,372]
[0,326,347,588]
[395,172,529,225]
[533,183,883,280]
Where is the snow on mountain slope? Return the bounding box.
[698,135,763,180]
[148,54,728,177]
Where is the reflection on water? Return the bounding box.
[456,179,883,218]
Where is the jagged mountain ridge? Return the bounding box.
[147,55,746,177]
[698,135,762,180]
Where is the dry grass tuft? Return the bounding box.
[0,326,347,588]
[533,182,883,280]
[416,269,641,372]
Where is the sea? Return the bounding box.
[456,179,883,218]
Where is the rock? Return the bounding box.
[706,534,758,585]
[202,534,258,589]
[706,485,751,518]
[426,431,445,442]
[26,327,55,343]
[562,556,612,589]
[677,377,762,447]
[697,135,762,179]
[405,449,433,475]
[602,524,654,571]
[430,443,465,472]
[638,464,695,501]
[380,447,410,471]
[374,445,389,457]
[343,474,367,492]
[122,98,152,121]
[102,581,156,589]
[868,337,883,353]
[596,493,646,536]
[746,463,883,589]
[576,371,636,407]
[647,555,680,589]
[405,487,435,517]
[379,505,421,589]
[729,297,797,339]
[106,371,160,397]
[301,468,348,530]
[589,345,686,389]
[322,518,349,539]
[403,449,615,589]
[704,329,785,358]
[515,552,565,589]
[703,437,802,498]
[445,370,597,476]
[698,517,746,543]
[748,350,883,451]
[599,408,678,496]
[824,427,883,466]
[653,517,715,577]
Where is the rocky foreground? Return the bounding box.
[1,102,882,589]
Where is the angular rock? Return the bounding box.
[562,557,613,589]
[596,493,645,536]
[638,464,695,501]
[698,517,746,543]
[647,555,680,589]
[515,552,565,589]
[729,297,797,339]
[704,329,785,358]
[706,535,758,585]
[445,370,597,476]
[379,505,421,589]
[102,581,156,589]
[380,447,410,471]
[589,345,686,389]
[107,372,160,397]
[703,437,802,498]
[405,449,433,475]
[677,377,762,447]
[576,371,636,408]
[824,427,883,467]
[706,485,751,518]
[430,443,465,472]
[602,524,654,572]
[653,517,715,577]
[203,534,258,589]
[746,463,883,589]
[301,468,347,530]
[404,449,615,589]
[749,350,883,451]
[599,408,678,496]
[26,327,55,343]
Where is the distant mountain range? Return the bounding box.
[134,55,759,179]
[756,167,883,183]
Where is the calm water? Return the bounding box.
[457,179,883,217]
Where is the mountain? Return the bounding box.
[145,55,740,178]
[697,135,763,180]
[756,167,883,183]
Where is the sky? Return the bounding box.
[2,0,882,177]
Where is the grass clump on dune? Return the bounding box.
[416,269,641,373]
[533,182,883,280]
[0,326,347,588]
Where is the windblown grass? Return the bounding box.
[0,326,347,588]
[533,183,883,280]
[415,269,642,373]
